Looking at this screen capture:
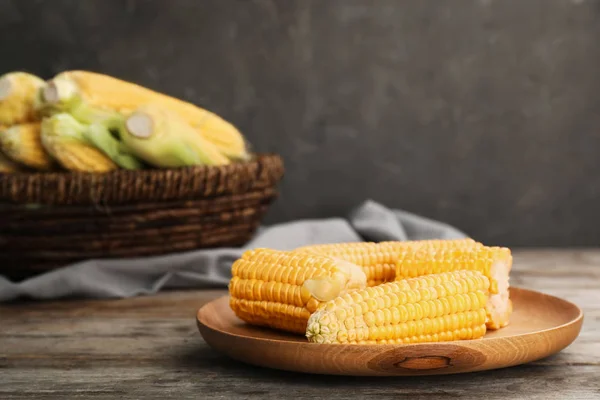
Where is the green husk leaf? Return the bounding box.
[84,123,143,170]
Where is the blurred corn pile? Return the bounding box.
[0,71,251,173]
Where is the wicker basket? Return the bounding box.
[0,153,284,279]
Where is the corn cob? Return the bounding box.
[306,270,489,344]
[297,242,397,286]
[0,122,54,170]
[0,151,21,173]
[395,244,512,330]
[40,113,117,172]
[229,248,367,334]
[123,104,230,167]
[295,238,478,286]
[0,72,45,126]
[296,239,512,329]
[41,70,250,161]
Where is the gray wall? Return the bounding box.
[1,0,599,247]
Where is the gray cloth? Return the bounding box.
[0,200,467,302]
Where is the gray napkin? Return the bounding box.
[0,200,467,301]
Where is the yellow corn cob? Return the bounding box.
[0,125,21,172]
[297,242,397,286]
[0,122,54,170]
[395,243,512,330]
[306,270,489,344]
[395,244,507,291]
[42,71,250,161]
[229,248,367,334]
[40,114,117,172]
[296,239,511,329]
[381,238,483,251]
[48,142,118,172]
[295,238,479,286]
[0,72,45,125]
[0,151,21,173]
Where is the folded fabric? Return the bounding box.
[0,200,467,301]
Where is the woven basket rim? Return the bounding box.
[0,152,284,205]
[0,152,279,179]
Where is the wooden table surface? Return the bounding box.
[0,249,598,399]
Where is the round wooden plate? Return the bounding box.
[196,287,583,376]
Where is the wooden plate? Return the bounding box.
[196,287,583,376]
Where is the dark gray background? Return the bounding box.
[1,0,599,247]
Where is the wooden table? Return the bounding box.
[0,249,598,399]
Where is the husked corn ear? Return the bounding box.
[0,150,21,173]
[41,113,117,172]
[0,72,45,125]
[396,244,509,292]
[123,104,230,167]
[306,270,489,344]
[382,238,483,251]
[49,142,118,172]
[296,239,511,330]
[42,70,250,161]
[0,126,21,172]
[229,248,367,334]
[0,123,54,170]
[395,243,512,330]
[295,238,478,286]
[297,242,396,286]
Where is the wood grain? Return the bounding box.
[0,249,599,399]
[196,288,583,376]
